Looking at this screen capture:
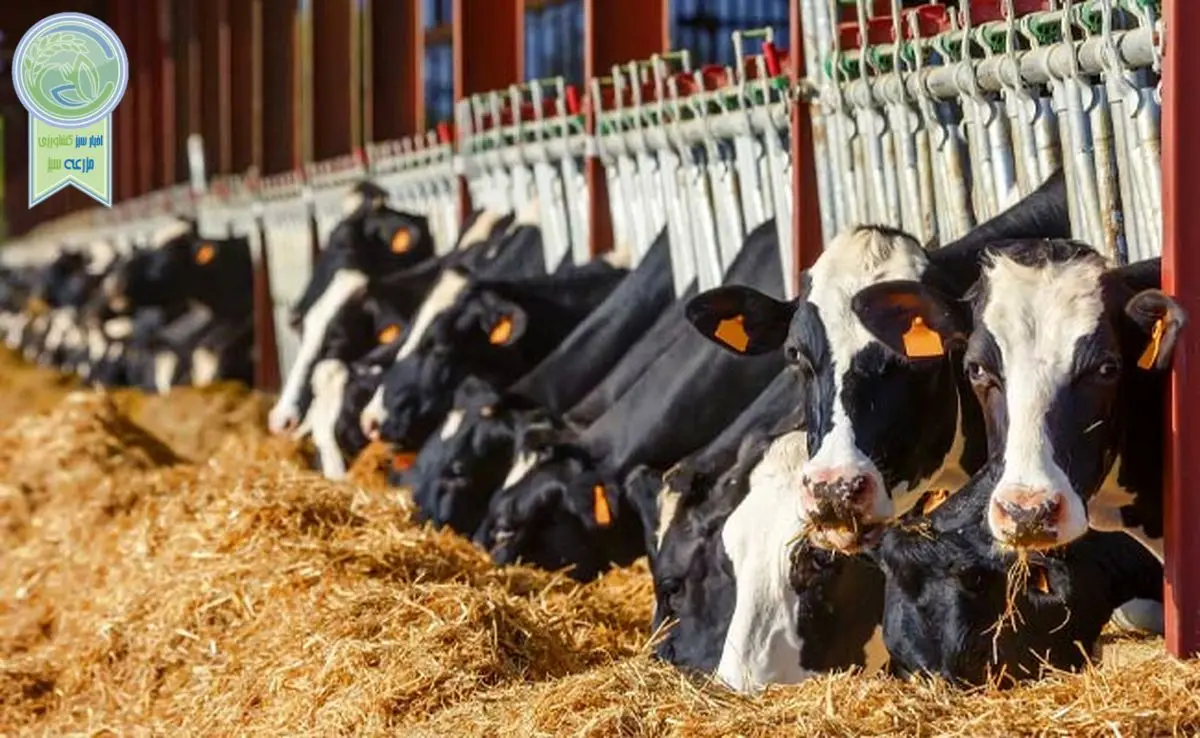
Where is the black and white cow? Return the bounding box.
[472,220,786,582]
[407,232,676,532]
[363,259,630,451]
[853,242,1180,560]
[629,368,804,673]
[874,456,1164,685]
[267,189,440,434]
[684,171,1071,554]
[102,218,255,391]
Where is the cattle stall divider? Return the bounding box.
[367,126,463,254]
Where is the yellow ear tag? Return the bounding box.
[378,324,402,344]
[593,484,613,527]
[902,316,944,358]
[714,314,750,353]
[922,489,950,516]
[489,316,514,345]
[1031,564,1051,594]
[195,243,216,265]
[391,229,411,254]
[391,451,418,472]
[1137,317,1165,370]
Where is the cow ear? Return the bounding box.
[478,299,528,347]
[686,285,795,356]
[1125,289,1187,371]
[852,280,966,361]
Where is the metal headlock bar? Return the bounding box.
[258,170,312,379]
[801,0,1163,265]
[367,124,461,254]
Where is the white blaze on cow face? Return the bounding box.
[270,269,368,435]
[150,218,193,248]
[439,408,466,441]
[191,348,220,387]
[502,450,540,490]
[103,317,134,340]
[457,210,504,251]
[360,270,470,438]
[5,313,30,349]
[154,351,178,395]
[308,359,350,481]
[799,228,932,535]
[981,255,1103,550]
[341,190,365,217]
[87,327,108,362]
[654,485,683,551]
[716,431,811,693]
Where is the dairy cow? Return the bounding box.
[473,220,786,582]
[408,233,675,532]
[853,242,1180,560]
[874,456,1164,685]
[685,171,1071,553]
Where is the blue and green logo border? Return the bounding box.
[12,12,128,208]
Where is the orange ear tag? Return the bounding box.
[593,484,613,527]
[902,316,944,358]
[714,314,750,353]
[391,229,411,254]
[195,243,216,265]
[922,489,950,516]
[378,324,402,344]
[1137,317,1165,370]
[392,451,418,472]
[1031,564,1051,594]
[489,316,514,345]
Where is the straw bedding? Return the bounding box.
[0,354,1198,736]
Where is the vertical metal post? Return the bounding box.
[134,0,160,192]
[791,0,822,273]
[158,0,178,185]
[1162,0,1200,660]
[311,0,356,160]
[583,0,669,258]
[113,0,138,201]
[365,0,424,142]
[297,0,314,165]
[261,0,299,173]
[230,0,260,172]
[453,0,526,221]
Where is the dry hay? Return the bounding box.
[0,362,1197,737]
[347,440,396,492]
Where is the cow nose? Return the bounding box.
[989,486,1065,549]
[800,470,874,525]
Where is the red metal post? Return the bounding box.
[311,0,357,160]
[261,0,300,174]
[453,0,525,220]
[112,0,138,201]
[583,0,669,257]
[790,0,823,274]
[157,0,178,186]
[1161,0,1200,659]
[134,0,162,192]
[230,0,259,172]
[366,0,424,141]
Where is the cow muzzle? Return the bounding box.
[799,467,886,552]
[987,486,1069,551]
[267,405,300,435]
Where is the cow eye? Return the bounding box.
[1096,360,1121,381]
[966,361,988,383]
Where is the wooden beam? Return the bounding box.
[366,0,424,141]
[583,0,669,256]
[1161,0,1200,660]
[112,0,138,201]
[134,0,162,193]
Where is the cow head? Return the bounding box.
[635,433,767,673]
[102,219,205,311]
[875,459,1163,685]
[686,226,972,553]
[410,376,519,535]
[368,283,531,449]
[955,242,1183,552]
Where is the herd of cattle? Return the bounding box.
[0,172,1182,692]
